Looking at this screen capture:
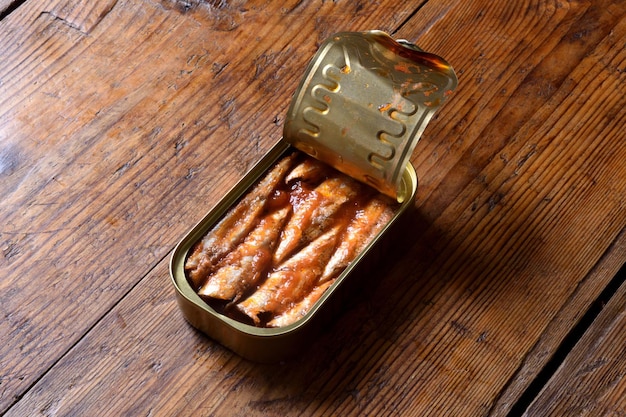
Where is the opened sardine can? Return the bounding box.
[170,31,457,362]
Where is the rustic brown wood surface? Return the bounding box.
[525,273,626,416]
[0,1,13,15]
[0,0,624,416]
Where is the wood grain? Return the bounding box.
[493,227,626,415]
[0,0,423,412]
[524,272,626,416]
[1,0,625,415]
[0,0,20,17]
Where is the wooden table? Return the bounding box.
[1,0,625,415]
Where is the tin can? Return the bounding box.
[170,31,457,362]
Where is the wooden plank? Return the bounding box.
[492,227,626,414]
[2,0,626,416]
[400,1,626,414]
[41,0,118,34]
[523,269,626,416]
[0,0,21,17]
[0,0,424,412]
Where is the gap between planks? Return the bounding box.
[0,0,25,20]
[505,230,626,416]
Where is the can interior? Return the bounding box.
[170,140,417,340]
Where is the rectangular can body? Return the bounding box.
[169,139,417,362]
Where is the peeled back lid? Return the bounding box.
[283,30,458,202]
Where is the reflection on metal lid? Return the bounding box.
[284,30,458,202]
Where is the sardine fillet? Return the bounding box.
[273,176,360,264]
[320,196,395,283]
[236,226,341,325]
[198,207,290,301]
[267,280,334,328]
[285,157,327,184]
[185,152,296,288]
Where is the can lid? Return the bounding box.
[283,31,457,202]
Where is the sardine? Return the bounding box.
[273,176,360,264]
[285,156,328,185]
[198,206,291,302]
[185,152,297,288]
[319,196,395,283]
[266,279,334,327]
[236,225,341,325]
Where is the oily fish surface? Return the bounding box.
[185,151,397,327]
